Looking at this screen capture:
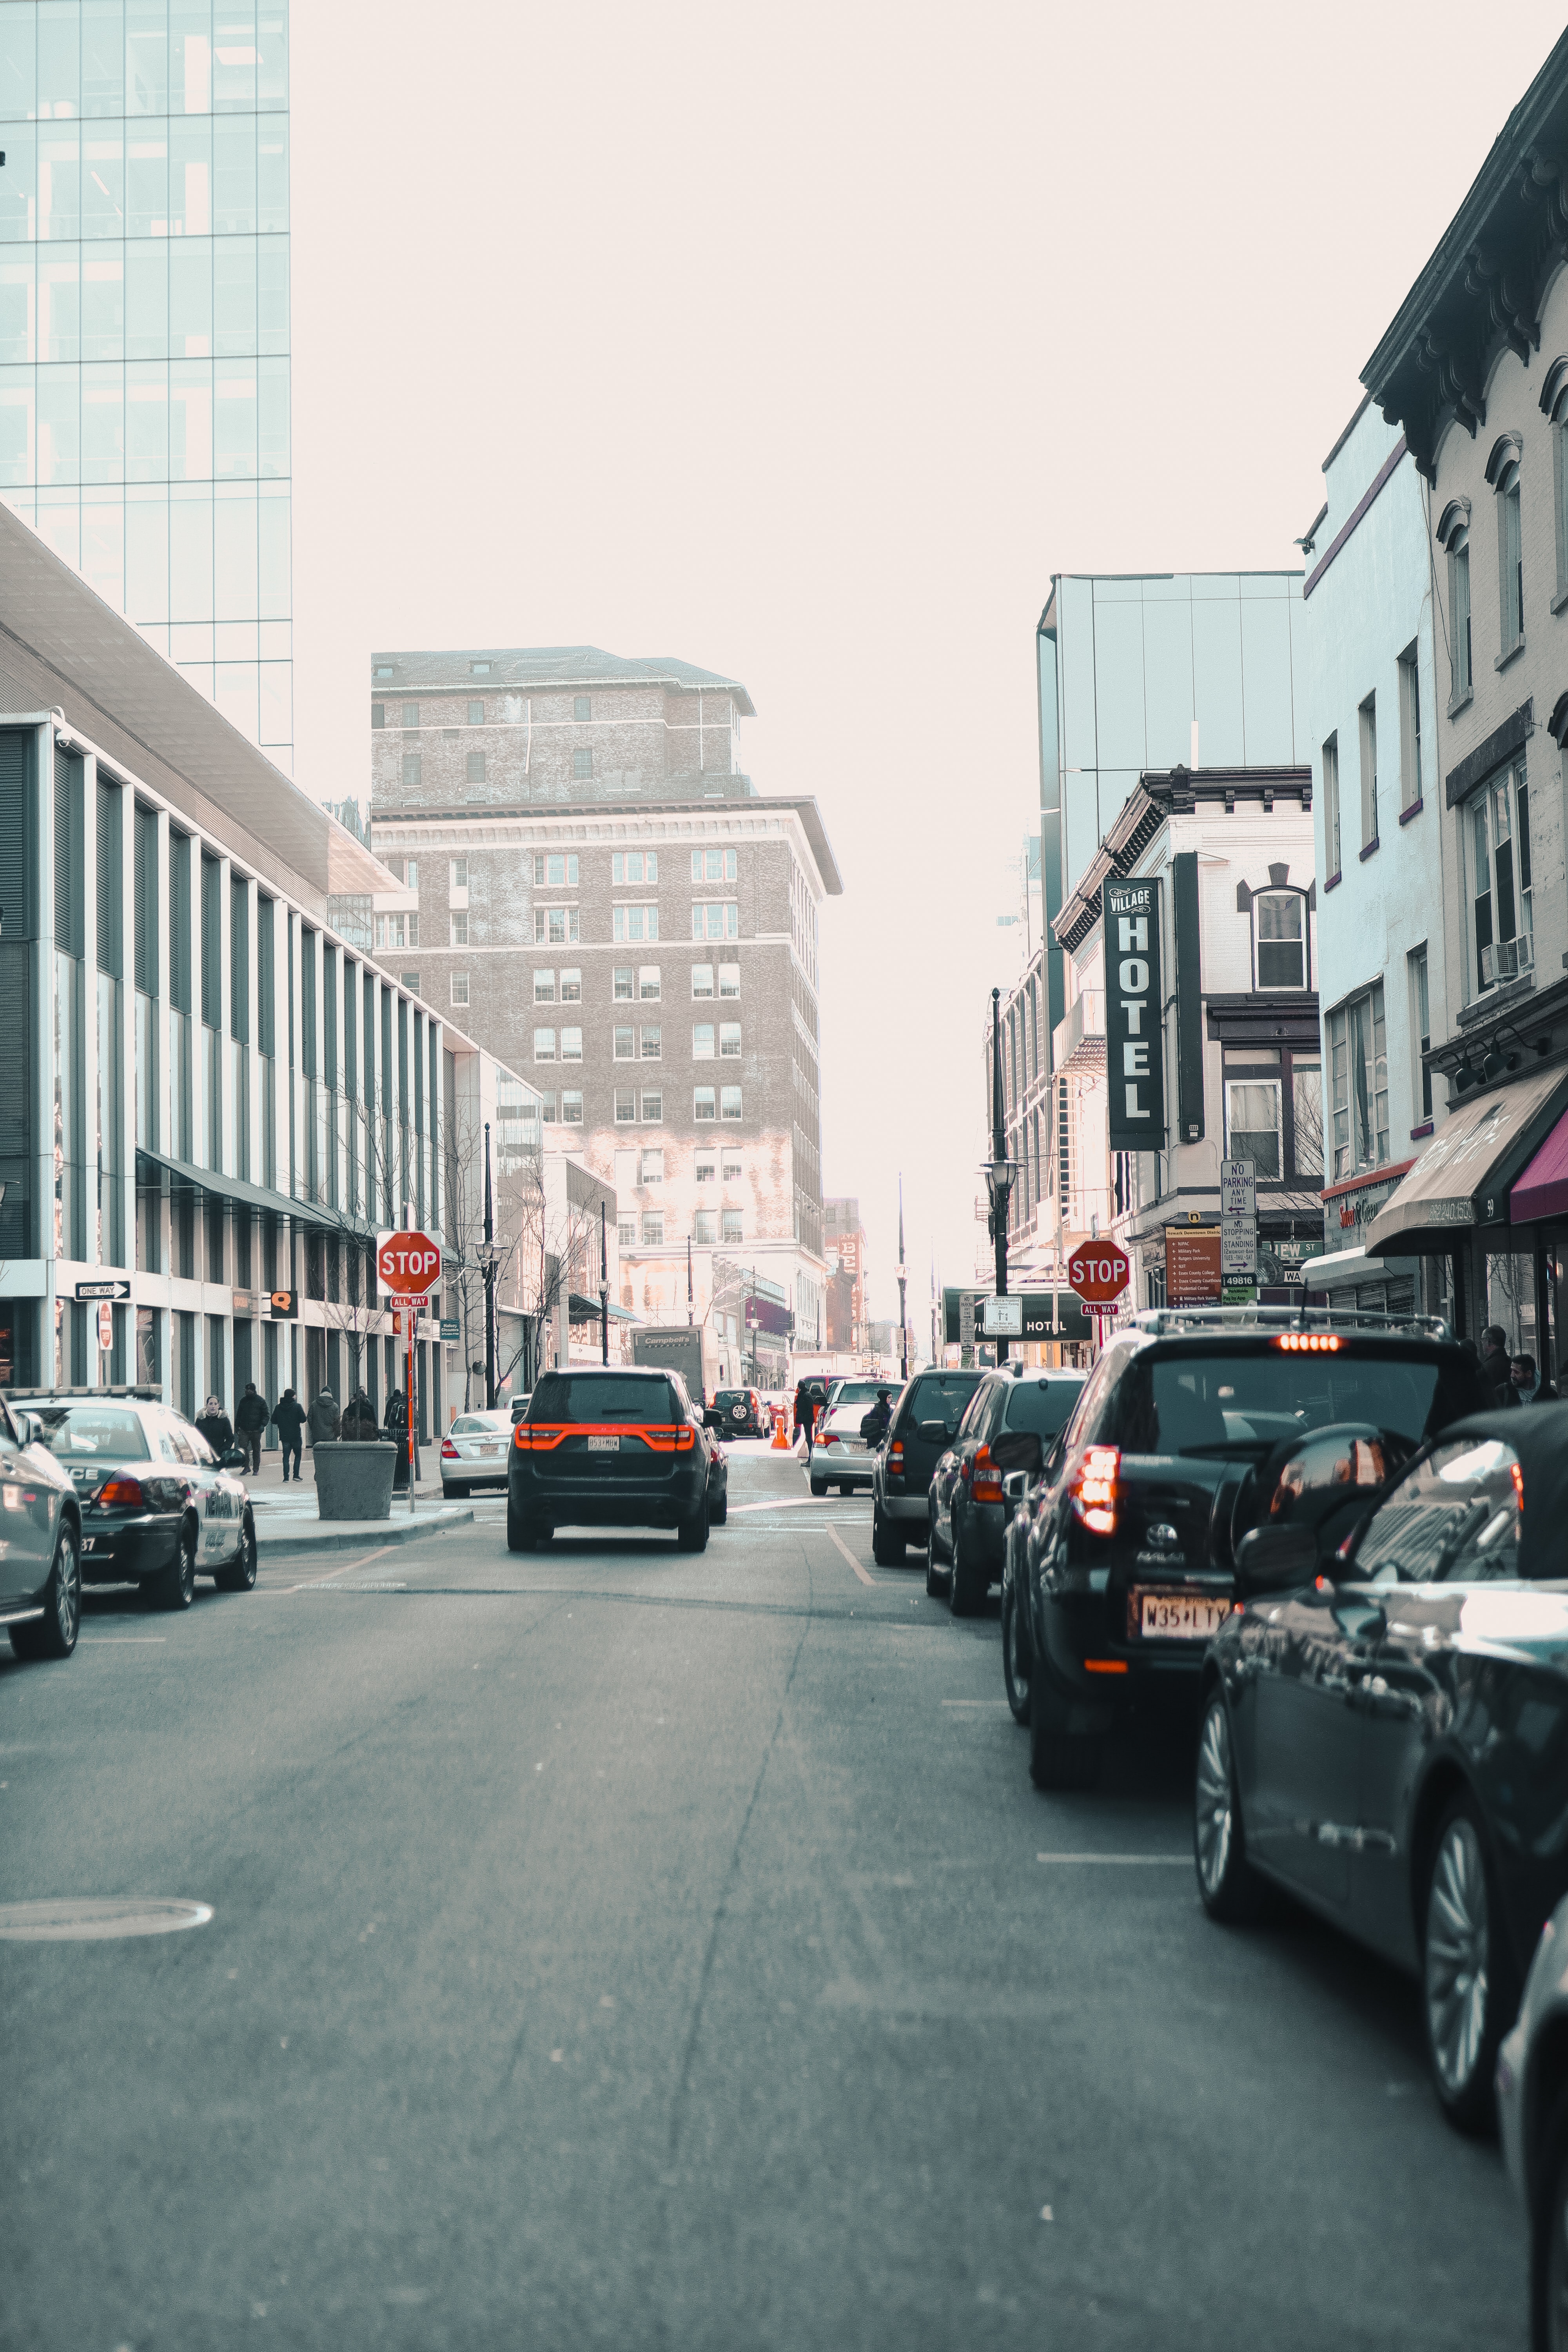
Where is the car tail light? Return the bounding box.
[1272,1334,1343,1354]
[441,1439,459,1460]
[640,1425,697,1453]
[971,1444,1003,1504]
[1069,1446,1120,1537]
[514,1423,566,1452]
[817,1428,837,1446]
[98,1475,146,1509]
[887,1439,904,1480]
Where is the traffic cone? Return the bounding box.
[771,1412,788,1450]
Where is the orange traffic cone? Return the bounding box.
[771,1412,789,1450]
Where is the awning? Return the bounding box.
[1365,1064,1568,1255]
[1299,1245,1371,1293]
[135,1147,373,1239]
[567,1292,639,1323]
[1512,1110,1568,1225]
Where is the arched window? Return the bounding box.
[1496,456,1524,654]
[1437,499,1473,704]
[1253,888,1307,990]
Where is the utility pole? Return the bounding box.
[895,1173,908,1384]
[482,1119,496,1409]
[599,1198,609,1365]
[985,986,1016,1365]
[686,1234,694,1325]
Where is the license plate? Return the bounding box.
[586,1434,621,1453]
[477,1442,499,1455]
[1136,1589,1230,1641]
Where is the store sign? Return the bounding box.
[269,1289,296,1318]
[1105,877,1164,1151]
[1165,1225,1222,1306]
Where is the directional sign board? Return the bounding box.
[75,1278,131,1301]
[376,1229,443,1297]
[1067,1240,1131,1307]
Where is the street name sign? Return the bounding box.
[75,1278,130,1301]
[1067,1241,1130,1306]
[376,1229,443,1296]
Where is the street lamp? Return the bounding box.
[599,1199,609,1366]
[986,986,1017,1363]
[480,1119,497,1409]
[895,1171,908,1384]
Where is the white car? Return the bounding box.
[808,1380,893,1496]
[440,1408,513,1497]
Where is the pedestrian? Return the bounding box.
[271,1385,306,1481]
[196,1393,234,1457]
[340,1387,378,1442]
[1510,1352,1559,1404]
[307,1386,340,1449]
[234,1380,269,1474]
[859,1387,893,1448]
[1481,1324,1519,1407]
[384,1383,417,1485]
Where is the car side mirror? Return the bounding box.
[1002,1470,1027,1504]
[990,1429,1043,1477]
[21,1412,43,1447]
[917,1419,950,1444]
[1233,1523,1319,1598]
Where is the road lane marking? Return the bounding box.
[0,1896,212,1940]
[1036,1853,1189,1866]
[281,1545,398,1593]
[821,1522,875,1586]
[942,1698,1011,1708]
[728,1497,853,1515]
[79,1636,167,1644]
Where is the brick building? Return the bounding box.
[367,648,839,1379]
[824,1197,866,1356]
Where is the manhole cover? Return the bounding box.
[0,1898,213,1941]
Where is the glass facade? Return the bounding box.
[0,4,291,768]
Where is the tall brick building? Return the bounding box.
[824,1198,867,1356]
[367,647,839,1377]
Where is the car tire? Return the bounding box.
[1530,2088,1568,2352]
[1193,1688,1259,1923]
[8,1522,82,1662]
[506,1502,537,1553]
[677,1504,709,1553]
[443,1482,467,1502]
[1422,1796,1516,2134]
[925,1519,950,1599]
[148,1517,198,1612]
[809,1475,827,1497]
[871,1506,904,1566]
[708,1490,728,1526]
[949,1516,984,1617]
[1002,1574,1031,1725]
[1028,1679,1101,1791]
[214,1506,258,1593]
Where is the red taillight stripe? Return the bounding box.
[513,1422,695,1452]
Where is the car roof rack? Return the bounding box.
[1127,1305,1454,1342]
[5,1384,164,1401]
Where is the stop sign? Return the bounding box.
[376,1229,443,1296]
[1067,1240,1130,1305]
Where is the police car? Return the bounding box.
[13,1386,257,1609]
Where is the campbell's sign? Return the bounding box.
[376,1229,443,1296]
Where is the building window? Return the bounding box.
[470,661,490,675]
[573,747,594,780]
[561,1027,582,1062]
[720,1086,742,1120]
[639,967,661,1001]
[614,967,634,1000]
[1450,528,1473,702]
[614,1089,636,1123]
[1225,1080,1281,1178]
[718,963,740,997]
[694,1209,716,1245]
[719,1022,742,1057]
[1555,388,1568,600]
[401,702,419,728]
[693,1023,715,1060]
[538,1092,557,1123]
[560,968,581,1002]
[534,853,579,886]
[1254,891,1306,989]
[1323,733,1341,878]
[1409,945,1432,1123]
[720,1209,743,1243]
[468,699,484,724]
[1468,759,1533,990]
[640,1025,661,1058]
[402,970,420,996]
[535,971,557,1004]
[574,696,591,720]
[1358,692,1377,850]
[692,902,739,941]
[694,1086,716,1121]
[1498,458,1524,653]
[466,751,485,785]
[561,1090,583,1124]
[618,1212,636,1247]
[1292,1058,1323,1179]
[641,1149,664,1185]
[372,702,385,728]
[374,912,418,949]
[695,1151,716,1181]
[450,857,468,889]
[722,1155,742,1180]
[401,753,422,790]
[534,1029,556,1062]
[1397,643,1423,811]
[375,664,394,680]
[614,904,659,943]
[1327,982,1389,1179]
[691,848,737,883]
[691,964,715,998]
[613,851,657,885]
[613,1026,635,1060]
[534,906,580,945]
[640,1090,662,1122]
[641,1210,664,1245]
[450,913,468,946]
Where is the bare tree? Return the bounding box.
[301,1085,398,1400]
[501,1148,602,1390]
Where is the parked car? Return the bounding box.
[508,1365,711,1552]
[1499,1891,1568,2348]
[808,1379,893,1496]
[1197,1403,1568,2133]
[714,1386,764,1438]
[927,1370,1085,1612]
[869,1367,986,1563]
[441,1408,514,1497]
[18,1387,257,1612]
[705,1432,730,1526]
[0,1391,82,1661]
[509,1392,532,1423]
[1016,1309,1492,1795]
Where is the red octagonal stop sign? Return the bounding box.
[1067,1240,1130,1306]
[377,1228,443,1296]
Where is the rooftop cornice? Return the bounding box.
[1053,766,1313,955]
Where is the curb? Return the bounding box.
[257,1505,476,1558]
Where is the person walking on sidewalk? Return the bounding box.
[271,1386,306,1481]
[196,1394,234,1457]
[235,1381,269,1474]
[308,1387,340,1450]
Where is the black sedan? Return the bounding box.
[1196,1405,1568,2131]
[509,1366,711,1552]
[869,1367,985,1565]
[927,1370,1085,1615]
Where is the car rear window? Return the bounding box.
[1354,1435,1524,1583]
[1116,1345,1488,1456]
[831,1383,885,1411]
[905,1373,983,1428]
[33,1404,151,1460]
[452,1415,504,1434]
[1002,1379,1085,1439]
[715,1390,752,1408]
[530,1373,681,1424]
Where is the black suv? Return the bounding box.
[509,1365,713,1552]
[926,1370,1084,1612]
[1012,1310,1492,1791]
[869,1368,985,1565]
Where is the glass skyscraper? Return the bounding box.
[0,3,291,770]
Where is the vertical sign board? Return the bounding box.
[1104,878,1164,1152]
[1165,1226,1222,1306]
[1172,851,1205,1143]
[1219,1158,1258,1299]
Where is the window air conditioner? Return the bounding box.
[1518,933,1534,971]
[1481,939,1519,985]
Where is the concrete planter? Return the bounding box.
[313,1441,397,1522]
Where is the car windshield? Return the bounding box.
[907,1374,983,1426]
[1002,1378,1085,1438]
[530,1372,680,1424]
[33,1403,151,1460]
[831,1383,886,1412]
[1122,1345,1485,1456]
[452,1414,506,1434]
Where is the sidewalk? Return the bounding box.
[246,1444,479,1556]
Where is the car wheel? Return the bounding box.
[809,1475,827,1497]
[871,1506,904,1566]
[708,1487,728,1526]
[1193,1688,1259,1922]
[214,1506,258,1593]
[949,1515,984,1617]
[1423,1798,1515,2133]
[506,1502,537,1553]
[677,1504,710,1553]
[1530,2089,1568,2352]
[1028,1680,1101,1791]
[9,1521,82,1661]
[1002,1574,1031,1726]
[925,1519,950,1599]
[148,1517,198,1612]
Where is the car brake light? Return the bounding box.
[1069,1446,1120,1537]
[1273,1334,1343,1353]
[98,1475,146,1509]
[888,1440,904,1469]
[818,1428,837,1445]
[441,1439,459,1459]
[971,1443,1003,1504]
[514,1423,566,1451]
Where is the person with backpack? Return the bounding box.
[271,1386,306,1481]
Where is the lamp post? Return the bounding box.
[986,986,1018,1363]
[481,1120,497,1408]
[895,1172,908,1384]
[599,1198,609,1365]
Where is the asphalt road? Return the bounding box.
[1,1443,1529,2349]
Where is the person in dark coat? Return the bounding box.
[271,1386,306,1481]
[196,1394,234,1457]
[859,1388,893,1447]
[234,1381,269,1474]
[1511,1353,1559,1404]
[1481,1325,1520,1408]
[340,1388,378,1442]
[307,1388,340,1448]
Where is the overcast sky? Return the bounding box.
[288,2,1568,1331]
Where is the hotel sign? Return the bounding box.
[1104,878,1164,1152]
